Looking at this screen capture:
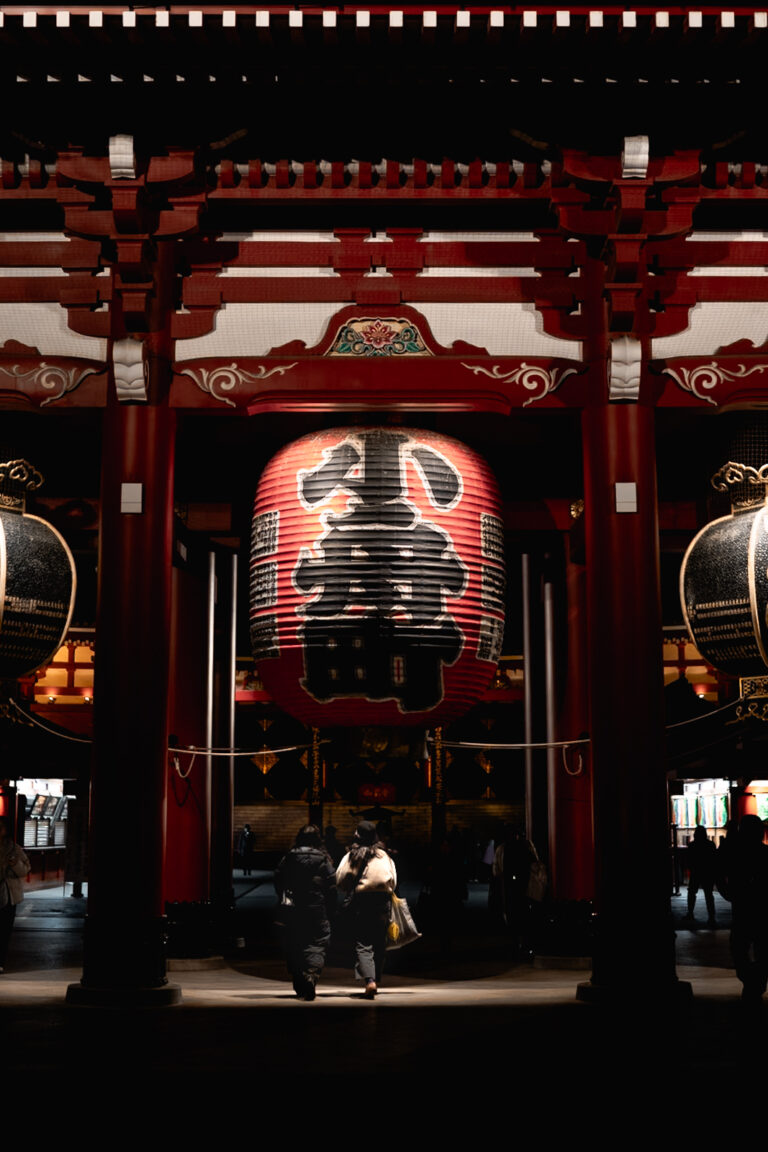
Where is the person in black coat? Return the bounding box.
[685,824,718,927]
[719,814,768,1003]
[238,823,255,876]
[274,824,336,1001]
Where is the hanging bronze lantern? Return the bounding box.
[250,426,505,727]
[0,459,76,679]
[681,461,768,677]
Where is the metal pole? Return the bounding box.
[521,553,534,841]
[228,552,237,763]
[205,551,215,868]
[210,551,237,926]
[544,574,557,888]
[226,553,237,876]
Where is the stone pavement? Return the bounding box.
[2,879,767,1112]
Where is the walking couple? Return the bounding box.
[275,820,396,1001]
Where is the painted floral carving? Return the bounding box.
[360,320,398,348]
[329,317,430,357]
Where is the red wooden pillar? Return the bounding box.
[67,398,180,1004]
[553,538,593,901]
[577,401,689,1001]
[736,787,758,819]
[165,563,210,904]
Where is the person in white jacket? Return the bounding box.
[336,821,396,998]
[0,817,30,972]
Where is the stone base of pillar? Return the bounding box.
[65,981,182,1006]
[575,979,693,1006]
[77,913,175,994]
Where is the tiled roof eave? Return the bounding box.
[1,6,768,33]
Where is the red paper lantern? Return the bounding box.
[250,426,505,727]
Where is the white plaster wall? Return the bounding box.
[218,231,338,243]
[652,302,768,358]
[0,302,106,357]
[217,265,339,278]
[417,266,540,277]
[0,232,70,243]
[421,231,539,242]
[175,302,338,359]
[175,299,582,360]
[418,301,581,357]
[688,267,768,276]
[686,231,768,242]
[0,267,66,277]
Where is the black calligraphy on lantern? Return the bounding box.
[293,430,468,712]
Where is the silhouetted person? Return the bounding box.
[719,814,768,1003]
[238,823,255,876]
[717,820,738,873]
[274,824,336,1001]
[686,825,717,927]
[0,817,30,972]
[493,825,538,961]
[425,835,467,955]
